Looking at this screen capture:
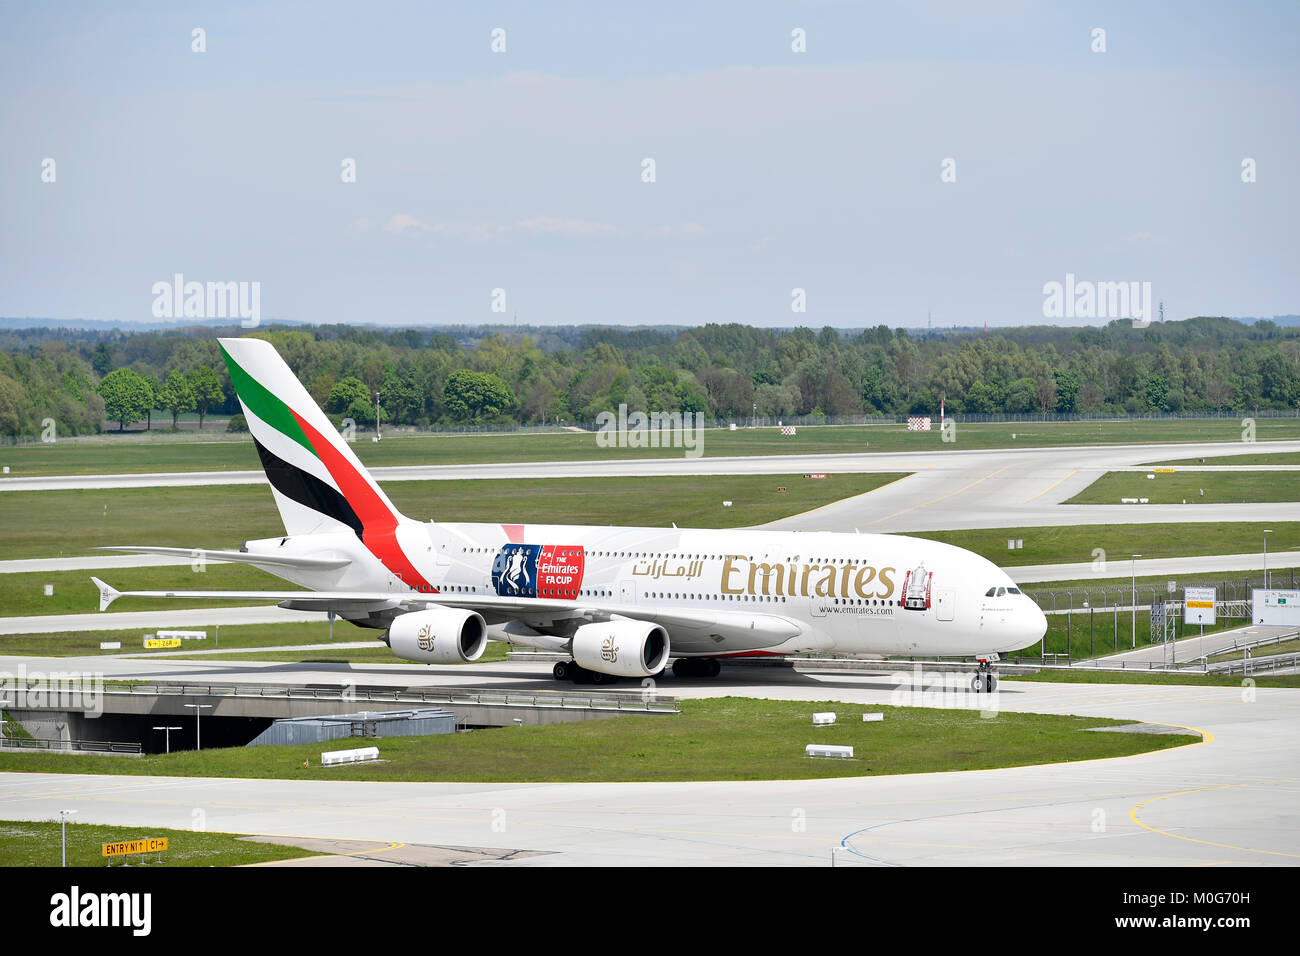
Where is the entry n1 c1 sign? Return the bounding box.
[1184,586,1216,626]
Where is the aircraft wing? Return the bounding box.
[90,578,802,654]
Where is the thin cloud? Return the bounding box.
[516,216,617,237]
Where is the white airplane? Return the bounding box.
[93,337,1046,689]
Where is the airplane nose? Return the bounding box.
[1029,602,1047,642]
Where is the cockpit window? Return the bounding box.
[1007,587,1021,594]
[996,587,1006,596]
[985,587,997,596]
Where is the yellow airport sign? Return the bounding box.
[1153,467,1176,473]
[103,838,168,857]
[143,638,181,649]
[1186,600,1214,609]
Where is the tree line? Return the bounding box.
[1,316,1298,438]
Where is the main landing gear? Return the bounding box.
[970,655,999,693]
[671,657,721,679]
[552,660,617,685]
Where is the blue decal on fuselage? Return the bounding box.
[492,544,541,597]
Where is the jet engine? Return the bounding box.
[571,620,670,677]
[386,606,488,664]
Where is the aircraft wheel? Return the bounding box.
[971,674,983,693]
[553,661,573,681]
[706,659,721,678]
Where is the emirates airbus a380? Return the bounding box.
[92,337,1046,690]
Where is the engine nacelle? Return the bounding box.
[387,606,488,664]
[571,620,670,678]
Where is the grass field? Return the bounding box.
[1005,670,1300,687]
[1013,566,1291,658]
[1066,471,1299,504]
[0,697,1197,782]
[0,472,903,560]
[0,819,313,867]
[6,418,1300,476]
[1150,451,1300,466]
[0,620,375,657]
[1025,566,1288,593]
[0,563,280,617]
[0,625,511,664]
[913,522,1300,568]
[1028,604,1241,658]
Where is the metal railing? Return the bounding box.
[129,681,680,714]
[1215,652,1300,676]
[0,736,142,754]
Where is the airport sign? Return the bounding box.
[1183,586,1216,626]
[1252,589,1300,627]
[103,837,167,858]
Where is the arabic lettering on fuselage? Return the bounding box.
[630,558,705,580]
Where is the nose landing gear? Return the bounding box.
[970,654,999,693]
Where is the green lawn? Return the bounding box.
[1066,471,1299,504]
[7,417,1300,476]
[0,820,314,867]
[0,697,1197,782]
[0,620,376,657]
[0,563,281,617]
[1027,604,1243,659]
[1149,451,1300,466]
[1016,567,1284,659]
[914,522,1300,568]
[1025,566,1286,593]
[1005,670,1300,688]
[0,472,904,560]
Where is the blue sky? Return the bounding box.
[2,1,1297,328]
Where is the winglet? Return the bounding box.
[91,576,120,612]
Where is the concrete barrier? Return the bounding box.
[806,743,853,759]
[321,746,379,766]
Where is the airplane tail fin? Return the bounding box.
[217,336,410,538]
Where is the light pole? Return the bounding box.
[1263,530,1272,589]
[375,390,382,440]
[59,809,76,866]
[153,725,182,754]
[1131,554,1141,648]
[184,703,213,751]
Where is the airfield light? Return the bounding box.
[184,703,213,751]
[1264,530,1273,588]
[153,725,182,754]
[59,809,76,866]
[1131,555,1141,648]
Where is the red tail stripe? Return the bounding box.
[290,409,436,592]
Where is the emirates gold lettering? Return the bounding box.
[715,556,902,601]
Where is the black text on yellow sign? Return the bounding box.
[102,837,168,857]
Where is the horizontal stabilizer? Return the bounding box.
[97,546,351,571]
[91,576,120,612]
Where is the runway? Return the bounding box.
[0,661,1295,866]
[5,439,1300,535]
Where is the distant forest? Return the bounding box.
[1,317,1299,438]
